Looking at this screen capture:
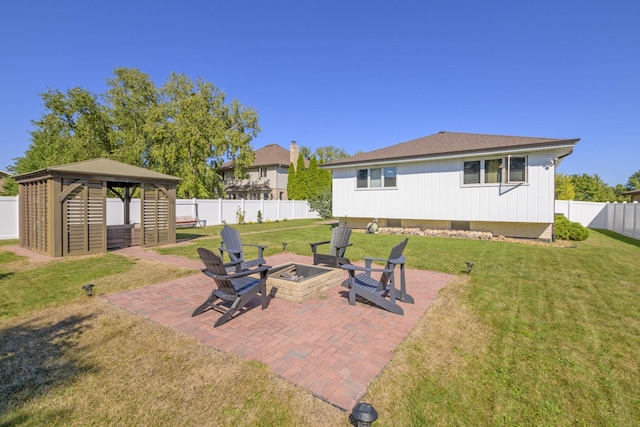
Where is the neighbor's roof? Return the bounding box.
[622,189,640,196]
[324,131,580,168]
[220,144,291,170]
[14,158,182,183]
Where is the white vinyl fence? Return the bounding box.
[555,200,640,240]
[0,197,320,240]
[2,196,637,241]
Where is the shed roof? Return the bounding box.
[14,158,182,184]
[622,189,640,196]
[324,131,580,167]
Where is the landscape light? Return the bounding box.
[82,283,95,296]
[466,262,475,273]
[350,402,378,426]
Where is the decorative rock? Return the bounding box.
[377,227,494,240]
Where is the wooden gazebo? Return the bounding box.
[14,158,182,257]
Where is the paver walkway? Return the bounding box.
[6,244,453,411]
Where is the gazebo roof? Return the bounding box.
[14,158,182,185]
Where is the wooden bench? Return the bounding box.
[176,216,199,228]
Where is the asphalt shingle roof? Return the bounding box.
[220,144,290,170]
[325,131,579,167]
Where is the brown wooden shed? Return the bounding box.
[14,158,183,257]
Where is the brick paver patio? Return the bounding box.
[7,244,453,411]
[106,246,453,410]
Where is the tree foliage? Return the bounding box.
[286,162,299,200]
[627,169,640,191]
[555,174,575,200]
[554,173,624,202]
[299,145,349,163]
[12,68,259,198]
[314,146,348,163]
[309,187,333,219]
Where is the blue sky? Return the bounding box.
[1,0,638,186]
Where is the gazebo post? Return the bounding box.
[124,186,131,225]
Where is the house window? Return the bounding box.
[507,156,526,183]
[356,167,398,189]
[259,168,267,178]
[464,161,481,184]
[370,168,381,187]
[463,156,527,185]
[485,158,503,183]
[384,167,397,187]
[357,169,369,188]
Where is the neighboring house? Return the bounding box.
[220,141,302,200]
[0,170,10,195]
[623,189,640,202]
[322,131,580,241]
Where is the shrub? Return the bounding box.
[236,207,245,224]
[555,215,589,241]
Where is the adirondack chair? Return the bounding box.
[219,225,267,272]
[340,237,413,315]
[192,247,270,327]
[310,224,353,267]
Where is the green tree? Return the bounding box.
[318,168,332,192]
[555,173,575,200]
[309,187,333,219]
[14,87,112,174]
[571,174,616,202]
[104,67,158,167]
[2,176,18,196]
[307,156,320,197]
[149,73,258,198]
[299,145,312,160]
[295,154,308,199]
[314,146,348,163]
[626,169,640,190]
[286,162,299,200]
[299,145,349,163]
[11,68,259,198]
[614,184,631,202]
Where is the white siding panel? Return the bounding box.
[332,150,560,223]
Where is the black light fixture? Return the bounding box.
[466,261,475,273]
[82,283,95,296]
[350,402,378,426]
[282,242,288,252]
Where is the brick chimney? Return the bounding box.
[290,141,299,170]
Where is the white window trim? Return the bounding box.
[462,156,528,186]
[356,166,398,189]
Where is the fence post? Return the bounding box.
[567,199,572,221]
[631,200,638,239]
[622,201,627,236]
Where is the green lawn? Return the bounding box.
[1,220,639,425]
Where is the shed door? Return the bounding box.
[62,180,105,256]
[141,184,171,247]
